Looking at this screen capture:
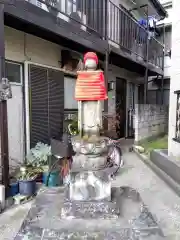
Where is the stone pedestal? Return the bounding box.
[69,137,111,201]
[61,134,113,219]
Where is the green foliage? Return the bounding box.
[141,135,168,155]
[16,166,42,181]
[26,142,51,167]
[68,118,79,135]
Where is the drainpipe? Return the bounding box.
[0,4,10,195]
[103,0,109,131]
[161,23,165,104]
[144,5,149,104]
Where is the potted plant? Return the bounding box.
[8,177,19,197]
[17,165,39,196]
[26,142,52,182]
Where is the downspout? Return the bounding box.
[144,5,149,104]
[0,3,10,195]
[104,0,109,131]
[161,23,165,104]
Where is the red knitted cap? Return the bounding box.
[84,52,98,65]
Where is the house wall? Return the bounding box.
[157,26,171,78]
[3,26,63,170]
[4,26,141,157]
[147,2,172,104]
[5,26,61,67]
[168,0,180,156]
[157,2,172,78]
[134,104,168,143]
[108,64,140,113]
[108,64,141,137]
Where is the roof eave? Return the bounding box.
[149,0,168,19]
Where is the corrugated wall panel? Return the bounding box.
[48,69,64,140]
[29,65,48,148]
[29,64,64,148]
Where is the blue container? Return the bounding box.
[19,179,36,196]
[43,170,61,187]
[8,182,19,197]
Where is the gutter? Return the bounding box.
[150,0,168,18]
[156,23,172,29]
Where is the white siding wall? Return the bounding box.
[5,26,61,67]
[168,0,180,156]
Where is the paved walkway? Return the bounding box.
[0,150,180,239]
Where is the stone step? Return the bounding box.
[15,226,164,240]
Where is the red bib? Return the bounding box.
[75,71,108,101]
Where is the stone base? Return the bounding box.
[61,201,119,219]
[69,171,111,201]
[14,186,165,240]
[15,227,164,240]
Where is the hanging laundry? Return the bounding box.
[138,16,157,40]
[138,16,157,30]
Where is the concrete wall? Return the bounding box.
[168,0,180,156]
[135,104,168,143]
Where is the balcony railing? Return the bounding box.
[108,1,164,69]
[23,0,164,69]
[148,37,164,69]
[26,0,105,38]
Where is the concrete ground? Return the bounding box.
[0,143,180,239]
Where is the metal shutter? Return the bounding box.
[29,65,48,148]
[48,69,64,140]
[29,65,64,148]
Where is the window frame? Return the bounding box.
[64,74,78,110]
[5,60,23,86]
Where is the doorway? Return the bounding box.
[116,78,127,138]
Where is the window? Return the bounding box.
[5,61,22,84]
[64,76,78,109]
[174,91,180,142]
[68,0,77,13]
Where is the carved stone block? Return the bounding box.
[61,201,119,219]
[69,171,111,201]
[71,153,108,171]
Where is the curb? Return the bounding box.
[133,147,180,197]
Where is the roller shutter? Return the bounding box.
[29,64,64,148]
